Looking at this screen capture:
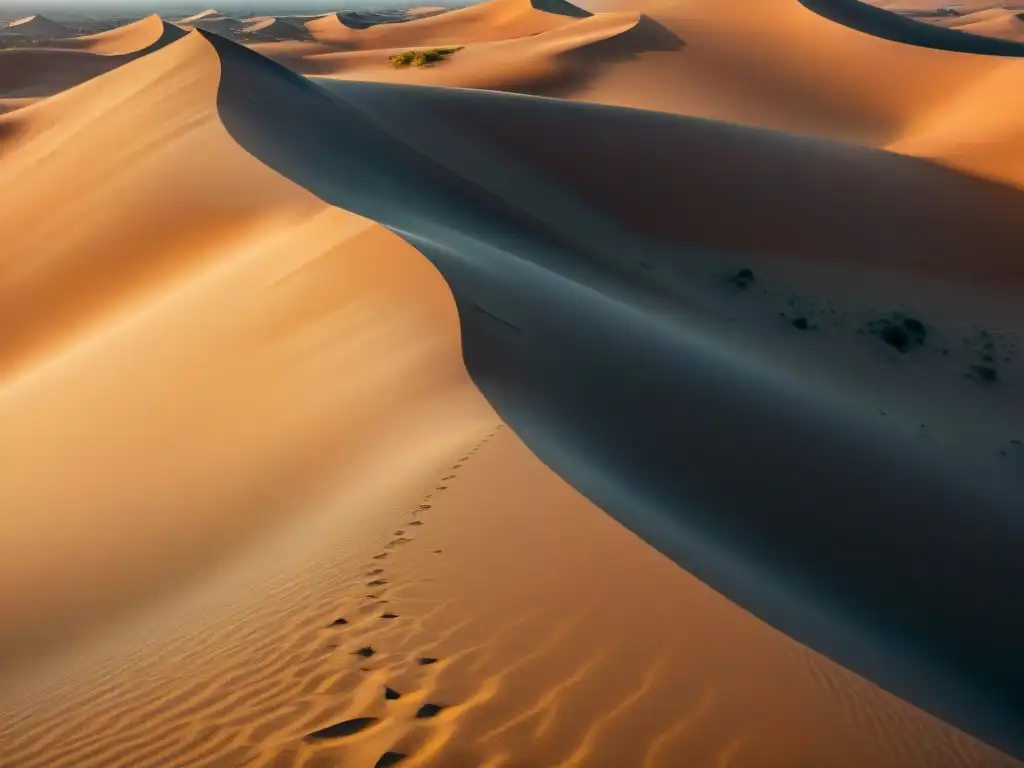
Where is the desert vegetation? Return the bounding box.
[388,46,463,67]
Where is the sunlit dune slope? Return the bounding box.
[282,12,669,94]
[0,30,492,662]
[259,0,1024,185]
[0,15,187,97]
[303,0,590,47]
[0,2,1020,761]
[177,8,242,33]
[0,423,1017,768]
[49,14,187,55]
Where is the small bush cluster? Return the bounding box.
[389,46,463,68]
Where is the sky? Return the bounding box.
[0,0,435,11]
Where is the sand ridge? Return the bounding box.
[1,1,1024,765]
[49,14,187,55]
[0,14,187,97]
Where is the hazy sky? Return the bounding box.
[1,0,436,10]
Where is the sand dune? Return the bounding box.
[240,16,312,41]
[282,12,670,94]
[3,14,72,37]
[0,30,491,665]
[177,8,242,33]
[871,0,1010,11]
[932,7,1024,41]
[1,419,1017,767]
[49,14,187,55]
[0,15,187,98]
[206,24,1024,755]
[2,0,1024,765]
[303,0,590,47]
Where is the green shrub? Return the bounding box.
[389,46,464,68]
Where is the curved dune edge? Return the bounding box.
[0,16,187,98]
[49,14,187,55]
[0,8,1022,766]
[0,30,491,666]
[3,29,1016,768]
[795,0,1024,54]
[302,0,591,47]
[200,27,1024,758]
[286,12,660,93]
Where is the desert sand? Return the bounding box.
[0,0,1022,766]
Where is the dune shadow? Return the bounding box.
[509,14,685,100]
[305,716,378,740]
[798,0,1024,56]
[204,30,1024,758]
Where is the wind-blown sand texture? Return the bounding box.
[0,0,1023,765]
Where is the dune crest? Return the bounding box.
[1,1,1024,766]
[50,15,187,55]
[198,20,1024,755]
[304,0,592,46]
[0,29,491,664]
[4,15,72,37]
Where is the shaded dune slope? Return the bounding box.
[3,15,71,38]
[197,27,1024,756]
[240,17,312,41]
[0,16,187,97]
[50,14,186,55]
[797,0,1024,54]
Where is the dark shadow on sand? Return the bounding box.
[203,29,1024,758]
[798,0,1024,56]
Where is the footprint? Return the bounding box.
[408,521,424,526]
[385,686,402,701]
[419,504,432,511]
[415,704,445,719]
[328,618,349,627]
[368,579,388,587]
[433,550,443,555]
[367,568,385,576]
[394,530,405,536]
[305,717,378,741]
[435,485,448,491]
[354,646,376,658]
[373,553,389,560]
[386,538,412,549]
[375,753,407,767]
[381,612,399,619]
[417,657,438,666]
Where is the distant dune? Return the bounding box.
[870,0,1012,11]
[3,15,72,37]
[239,16,311,41]
[176,8,242,33]
[1,0,1024,766]
[0,15,187,97]
[50,14,187,55]
[930,7,1024,41]
[303,0,590,46]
